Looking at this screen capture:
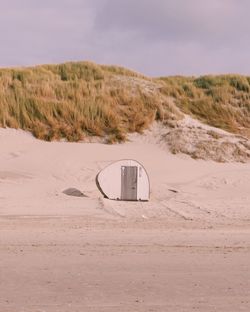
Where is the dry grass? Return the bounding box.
[0,62,249,142]
[0,62,173,142]
[159,75,250,138]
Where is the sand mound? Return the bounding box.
[164,117,250,162]
[129,117,250,163]
[0,126,249,224]
[63,188,87,197]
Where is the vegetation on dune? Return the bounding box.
[159,75,250,137]
[0,61,249,142]
[0,62,171,142]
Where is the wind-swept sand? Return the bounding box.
[1,128,250,312]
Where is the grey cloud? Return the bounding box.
[95,0,249,45]
[0,0,250,76]
[92,0,250,75]
[0,0,95,66]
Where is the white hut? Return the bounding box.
[96,159,150,201]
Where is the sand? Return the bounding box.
[1,127,250,312]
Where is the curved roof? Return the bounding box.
[96,159,150,201]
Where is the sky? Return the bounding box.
[0,0,250,76]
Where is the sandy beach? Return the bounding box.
[1,128,250,312]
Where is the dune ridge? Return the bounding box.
[0,61,249,162]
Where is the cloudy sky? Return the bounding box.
[0,0,249,76]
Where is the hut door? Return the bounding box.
[121,166,138,201]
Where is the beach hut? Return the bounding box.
[96,159,150,201]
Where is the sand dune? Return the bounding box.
[1,127,249,222]
[1,128,250,311]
